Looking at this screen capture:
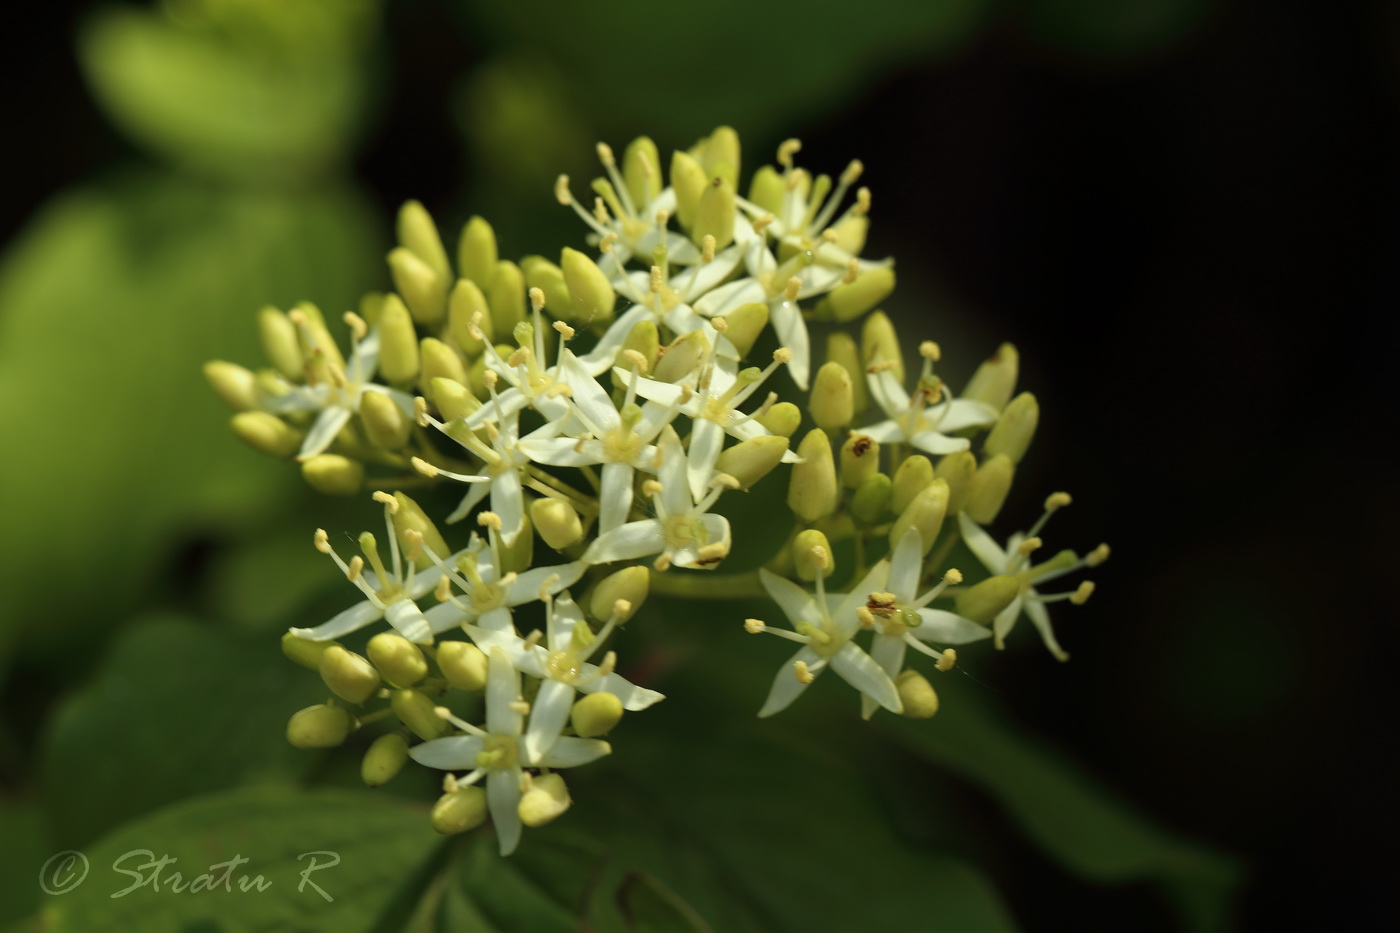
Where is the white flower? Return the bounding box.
[860,343,999,456]
[409,647,611,855]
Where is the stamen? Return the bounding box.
[553,320,576,341]
[642,479,663,497]
[937,648,957,672]
[343,311,368,341]
[538,573,561,602]
[696,542,728,563]
[793,660,815,684]
[414,396,430,427]
[554,175,572,206]
[856,606,876,627]
[435,575,452,602]
[653,553,672,572]
[483,369,499,389]
[595,651,617,677]
[1070,581,1096,605]
[314,528,331,554]
[919,341,941,362]
[744,618,766,633]
[854,187,871,215]
[777,139,802,168]
[613,599,632,619]
[701,234,716,264]
[346,555,364,581]
[841,159,864,186]
[593,196,611,224]
[372,490,400,513]
[411,457,439,478]
[528,287,545,314]
[1087,544,1111,567]
[843,258,859,284]
[622,349,649,372]
[753,212,775,236]
[509,700,531,715]
[784,276,801,302]
[477,511,503,531]
[523,629,543,648]
[402,529,423,563]
[773,347,793,364]
[596,141,615,166]
[1045,492,1072,511]
[600,231,618,253]
[1018,537,1043,557]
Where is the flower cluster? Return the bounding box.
[206,127,1109,854]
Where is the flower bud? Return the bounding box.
[831,214,868,256]
[488,260,527,335]
[623,135,662,207]
[861,310,903,381]
[432,786,488,834]
[532,498,583,550]
[809,362,854,430]
[757,401,801,438]
[890,455,933,516]
[826,332,867,414]
[391,492,450,568]
[281,632,337,670]
[721,302,769,358]
[840,434,880,490]
[521,255,573,318]
[890,478,950,555]
[962,343,1019,412]
[204,361,258,411]
[361,733,409,787]
[693,176,737,250]
[652,330,709,384]
[500,507,534,574]
[935,450,978,515]
[616,318,660,375]
[788,429,838,522]
[448,280,493,360]
[419,338,468,399]
[320,646,381,705]
[231,412,301,459]
[850,473,892,524]
[292,301,345,374]
[360,390,411,450]
[571,692,623,738]
[895,670,939,719]
[670,150,708,231]
[377,293,421,385]
[793,529,834,581]
[437,641,488,691]
[715,434,789,488]
[965,454,1015,524]
[701,126,741,187]
[286,704,354,749]
[815,267,895,323]
[590,565,649,622]
[432,377,480,422]
[457,216,499,291]
[954,575,1020,625]
[359,292,386,328]
[257,306,304,379]
[748,165,784,214]
[560,247,616,324]
[368,633,429,687]
[391,688,447,740]
[388,247,447,327]
[518,773,572,827]
[397,200,451,282]
[983,392,1039,465]
[301,454,364,496]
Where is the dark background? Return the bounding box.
[2,0,1393,929]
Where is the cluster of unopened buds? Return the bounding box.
[205,127,1109,855]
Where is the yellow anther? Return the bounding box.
[484,421,500,441]
[784,276,801,302]
[596,650,618,677]
[919,341,942,361]
[936,648,957,672]
[869,591,897,609]
[372,490,400,512]
[483,369,499,389]
[554,175,572,205]
[434,575,452,601]
[1087,543,1111,567]
[612,599,632,619]
[1045,492,1073,511]
[314,529,331,553]
[343,311,368,341]
[477,511,503,531]
[821,229,839,244]
[753,213,775,235]
[467,310,484,341]
[593,196,610,224]
[771,347,793,365]
[843,258,859,284]
[523,629,543,648]
[622,349,649,372]
[810,545,830,569]
[414,396,430,426]
[499,572,518,587]
[410,456,439,478]
[642,479,663,497]
[1071,581,1096,605]
[854,187,871,215]
[443,774,458,793]
[650,265,663,294]
[678,386,695,404]
[403,529,424,561]
[546,384,572,398]
[794,660,815,684]
[712,316,729,333]
[600,232,618,253]
[596,141,616,166]
[509,700,531,715]
[713,473,742,490]
[841,159,864,186]
[1018,537,1043,556]
[434,705,453,721]
[744,618,766,634]
[696,542,728,563]
[653,553,672,572]
[538,573,561,601]
[346,555,364,581]
[701,234,716,263]
[944,568,964,585]
[866,359,898,374]
[553,320,576,341]
[656,208,671,228]
[856,606,876,627]
[777,138,802,167]
[529,287,546,313]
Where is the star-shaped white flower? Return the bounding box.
[860,343,999,456]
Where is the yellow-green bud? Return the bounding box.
[231,412,302,459]
[521,255,573,318]
[670,150,708,231]
[757,402,802,438]
[693,176,737,250]
[432,377,479,422]
[962,343,1019,412]
[432,786,488,834]
[437,641,488,691]
[377,293,420,385]
[391,689,446,740]
[697,125,741,189]
[748,165,785,215]
[301,454,364,496]
[935,451,978,515]
[500,508,534,575]
[257,306,304,379]
[368,633,429,687]
[590,565,649,622]
[721,302,769,358]
[360,390,411,450]
[319,646,380,705]
[204,361,258,411]
[612,319,660,391]
[532,498,583,550]
[809,362,854,430]
[983,392,1039,464]
[419,338,468,399]
[286,704,354,749]
[965,454,1015,524]
[397,200,451,281]
[895,670,939,719]
[388,247,447,327]
[361,733,409,787]
[826,332,867,414]
[292,302,345,373]
[457,216,499,291]
[652,330,709,384]
[788,429,838,522]
[518,773,572,827]
[955,574,1020,625]
[488,260,526,335]
[890,455,934,516]
[851,473,892,524]
[793,529,835,581]
[831,214,869,256]
[359,292,386,328]
[571,692,623,738]
[623,136,662,208]
[715,434,789,488]
[281,633,336,670]
[890,477,950,555]
[815,267,895,323]
[391,492,450,570]
[861,310,903,381]
[448,279,493,358]
[560,247,616,324]
[840,434,880,489]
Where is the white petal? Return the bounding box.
[560,351,620,432]
[289,600,382,641]
[1023,593,1069,661]
[677,244,744,302]
[769,299,810,390]
[993,594,1023,647]
[446,481,491,524]
[464,389,530,430]
[578,672,665,711]
[599,461,635,534]
[758,646,821,718]
[862,634,908,720]
[758,568,819,628]
[523,679,575,763]
[516,437,605,468]
[383,598,432,644]
[504,561,586,606]
[833,561,892,630]
[485,647,522,736]
[540,736,612,768]
[581,520,665,565]
[937,398,1000,432]
[424,600,470,634]
[694,276,765,317]
[831,642,902,715]
[868,370,910,420]
[408,735,484,770]
[854,419,905,444]
[957,512,1010,573]
[546,594,584,650]
[487,770,524,856]
[579,305,650,374]
[888,527,924,602]
[296,405,352,461]
[491,470,525,546]
[686,419,725,502]
[912,609,994,645]
[911,430,971,456]
[475,606,513,634]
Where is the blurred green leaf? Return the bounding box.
[41,787,439,933]
[0,796,48,925]
[1013,0,1218,60]
[617,871,718,933]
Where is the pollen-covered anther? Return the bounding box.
[499,571,518,588]
[867,359,898,375]
[856,606,876,628]
[593,197,610,224]
[1046,492,1072,511]
[944,568,964,585]
[1088,543,1111,567]
[509,700,531,715]
[482,369,499,389]
[649,265,663,294]
[346,555,365,582]
[314,529,331,554]
[867,591,897,613]
[843,258,859,284]
[841,159,865,185]
[711,316,730,335]
[821,228,839,243]
[410,457,439,478]
[936,648,957,672]
[372,490,400,512]
[642,479,664,497]
[612,599,632,619]
[467,310,484,341]
[343,311,368,341]
[1071,581,1096,605]
[434,575,452,602]
[653,554,672,572]
[810,545,830,570]
[403,529,424,562]
[777,138,802,167]
[477,511,503,531]
[554,174,573,206]
[744,618,766,634]
[414,396,430,426]
[596,651,617,678]
[552,320,576,341]
[696,542,729,564]
[854,187,871,215]
[622,349,650,372]
[523,629,543,649]
[600,232,618,253]
[596,141,616,166]
[753,213,775,235]
[793,660,815,684]
[442,773,459,793]
[784,276,801,302]
[507,347,529,368]
[919,341,942,362]
[1018,537,1043,557]
[713,473,742,490]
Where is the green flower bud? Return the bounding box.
[231,412,301,459]
[590,565,649,622]
[204,361,258,411]
[965,454,1015,524]
[890,455,934,516]
[809,362,854,431]
[377,294,421,385]
[693,176,737,250]
[437,641,488,691]
[360,390,411,451]
[432,377,480,422]
[826,332,867,414]
[748,165,785,215]
[861,310,903,382]
[715,434,789,488]
[391,688,446,740]
[696,125,741,190]
[788,429,838,522]
[359,292,387,328]
[488,260,527,335]
[257,306,304,379]
[448,279,494,358]
[612,319,660,391]
[291,302,345,374]
[670,150,708,231]
[281,633,337,670]
[721,302,769,358]
[831,214,869,256]
[532,497,583,550]
[983,392,1039,465]
[397,200,451,281]
[571,692,623,738]
[301,453,364,496]
[432,786,488,834]
[954,574,1020,625]
[757,401,802,438]
[840,434,880,490]
[388,247,447,327]
[320,646,381,705]
[457,216,499,291]
[560,247,616,325]
[652,330,709,384]
[793,528,835,581]
[361,733,410,787]
[815,267,895,323]
[518,773,572,828]
[368,633,429,687]
[935,451,977,515]
[391,492,450,570]
[962,343,1019,412]
[521,255,573,318]
[850,473,893,524]
[623,136,662,209]
[419,338,468,399]
[286,704,354,749]
[895,670,939,719]
[890,478,950,555]
[500,507,534,575]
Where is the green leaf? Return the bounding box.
[0,796,49,925]
[617,871,717,933]
[41,787,441,933]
